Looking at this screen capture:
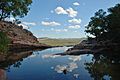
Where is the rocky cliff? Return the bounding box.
[0,21,38,44]
[0,21,51,52]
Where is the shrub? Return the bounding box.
[0,31,10,54]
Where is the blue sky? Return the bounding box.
[18,0,119,38]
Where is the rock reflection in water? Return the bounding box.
[0,69,6,80]
[0,51,33,71]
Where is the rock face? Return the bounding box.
[0,21,51,51]
[0,21,38,44]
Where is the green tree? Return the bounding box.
[107,4,120,42]
[85,9,107,41]
[0,0,32,21]
[85,4,120,43]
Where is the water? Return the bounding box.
[0,47,120,80]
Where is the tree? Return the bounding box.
[0,0,32,21]
[85,9,107,41]
[85,4,120,43]
[107,4,120,42]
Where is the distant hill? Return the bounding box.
[38,37,86,46]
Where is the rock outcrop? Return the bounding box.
[0,21,37,44]
[0,21,51,51]
[66,39,120,55]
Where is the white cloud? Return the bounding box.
[18,24,29,29]
[66,8,78,17]
[41,21,61,26]
[73,2,80,6]
[55,7,67,14]
[17,21,36,29]
[5,17,16,22]
[55,29,68,32]
[68,25,80,29]
[22,22,36,26]
[55,7,78,17]
[84,24,88,27]
[68,18,81,24]
[74,31,78,33]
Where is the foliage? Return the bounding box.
[0,31,10,53]
[85,4,120,42]
[0,0,32,21]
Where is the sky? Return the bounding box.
[17,0,119,38]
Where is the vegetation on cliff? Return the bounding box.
[0,31,10,53]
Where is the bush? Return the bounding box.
[0,31,10,54]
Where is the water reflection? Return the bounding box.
[0,47,119,80]
[0,69,6,80]
[68,55,81,62]
[84,52,120,80]
[0,51,33,71]
[42,54,61,59]
[54,62,78,74]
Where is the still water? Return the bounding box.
[0,47,120,80]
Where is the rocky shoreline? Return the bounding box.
[55,40,120,55]
[8,43,51,52]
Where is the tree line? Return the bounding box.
[85,4,120,43]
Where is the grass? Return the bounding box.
[38,38,86,46]
[0,31,10,54]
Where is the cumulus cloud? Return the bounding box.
[17,21,36,29]
[66,8,78,17]
[55,7,78,17]
[68,25,80,29]
[68,18,81,24]
[55,7,67,14]
[18,24,29,29]
[73,2,80,6]
[41,21,61,26]
[22,22,36,26]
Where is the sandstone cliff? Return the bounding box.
[0,21,51,52]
